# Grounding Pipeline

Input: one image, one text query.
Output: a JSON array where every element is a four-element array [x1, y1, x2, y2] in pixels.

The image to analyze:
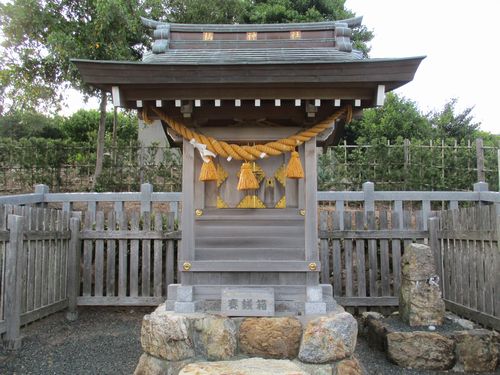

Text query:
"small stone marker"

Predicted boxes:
[[399, 243, 445, 326], [221, 288, 274, 316]]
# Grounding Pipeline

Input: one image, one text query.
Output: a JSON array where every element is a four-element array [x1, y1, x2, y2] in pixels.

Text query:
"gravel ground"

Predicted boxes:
[[0, 308, 498, 375], [356, 335, 498, 375], [380, 316, 465, 333], [0, 307, 154, 375]]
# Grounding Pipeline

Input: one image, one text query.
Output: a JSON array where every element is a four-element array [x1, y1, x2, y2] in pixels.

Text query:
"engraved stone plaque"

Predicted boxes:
[[221, 288, 275, 316]]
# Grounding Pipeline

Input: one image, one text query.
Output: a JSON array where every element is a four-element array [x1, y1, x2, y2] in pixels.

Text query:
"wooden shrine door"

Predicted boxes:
[[179, 136, 321, 311]]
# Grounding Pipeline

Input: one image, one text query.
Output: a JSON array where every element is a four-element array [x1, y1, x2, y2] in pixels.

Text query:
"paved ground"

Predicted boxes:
[[0, 308, 497, 374]]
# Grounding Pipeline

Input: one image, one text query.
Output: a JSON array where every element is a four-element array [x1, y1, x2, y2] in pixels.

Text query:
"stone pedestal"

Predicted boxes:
[[399, 243, 445, 326], [134, 304, 364, 375], [364, 313, 499, 373]]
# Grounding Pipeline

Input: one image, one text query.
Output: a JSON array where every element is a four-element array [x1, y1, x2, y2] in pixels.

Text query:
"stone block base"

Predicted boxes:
[[135, 354, 365, 375], [364, 313, 499, 373], [135, 304, 363, 375]]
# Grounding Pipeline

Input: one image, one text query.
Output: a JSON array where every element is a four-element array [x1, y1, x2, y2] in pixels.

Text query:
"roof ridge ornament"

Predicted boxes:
[[334, 22, 353, 52], [152, 24, 170, 54], [140, 16, 363, 32]]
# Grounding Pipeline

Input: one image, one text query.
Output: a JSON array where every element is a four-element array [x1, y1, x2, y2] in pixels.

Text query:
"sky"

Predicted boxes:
[[64, 0, 499, 134], [345, 0, 499, 134]]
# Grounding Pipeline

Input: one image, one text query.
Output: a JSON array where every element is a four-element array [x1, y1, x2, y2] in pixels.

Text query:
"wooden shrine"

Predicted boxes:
[[74, 17, 423, 315]]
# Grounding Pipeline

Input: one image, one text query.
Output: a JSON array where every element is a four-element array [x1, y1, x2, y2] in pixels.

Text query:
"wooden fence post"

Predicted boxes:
[[66, 217, 81, 321], [475, 138, 485, 182], [140, 183, 153, 215], [34, 184, 49, 208], [363, 181, 375, 217], [4, 215, 24, 350], [428, 216, 443, 293], [473, 181, 489, 207]]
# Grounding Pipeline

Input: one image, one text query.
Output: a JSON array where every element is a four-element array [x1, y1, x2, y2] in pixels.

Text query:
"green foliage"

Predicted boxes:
[[61, 109, 137, 143], [0, 110, 64, 139], [318, 138, 498, 192], [428, 98, 480, 140], [166, 0, 249, 23], [0, 0, 162, 113], [0, 137, 182, 193], [0, 109, 137, 144], [95, 145, 182, 192], [349, 93, 432, 144], [242, 0, 372, 55]]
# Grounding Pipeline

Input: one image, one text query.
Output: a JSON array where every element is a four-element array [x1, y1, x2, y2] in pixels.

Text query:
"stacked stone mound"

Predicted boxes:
[[135, 304, 364, 375], [363, 313, 499, 372], [362, 243, 499, 373]]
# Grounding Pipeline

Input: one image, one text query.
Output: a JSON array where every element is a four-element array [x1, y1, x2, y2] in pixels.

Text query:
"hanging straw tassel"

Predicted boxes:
[[237, 162, 259, 190], [199, 157, 218, 181], [286, 150, 304, 179]]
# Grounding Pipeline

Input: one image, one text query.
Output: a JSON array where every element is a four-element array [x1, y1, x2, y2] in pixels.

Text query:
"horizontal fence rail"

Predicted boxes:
[[430, 205, 500, 330], [318, 209, 429, 308], [77, 210, 179, 306], [0, 181, 498, 220], [1, 184, 499, 348], [0, 205, 70, 349]]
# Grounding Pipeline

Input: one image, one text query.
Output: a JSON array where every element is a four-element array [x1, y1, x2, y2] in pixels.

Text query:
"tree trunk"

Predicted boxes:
[[112, 106, 118, 163], [93, 91, 107, 189]]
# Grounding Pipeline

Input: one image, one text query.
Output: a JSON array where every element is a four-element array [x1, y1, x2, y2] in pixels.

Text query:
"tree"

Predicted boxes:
[[243, 0, 373, 55], [1, 0, 371, 189], [166, 0, 249, 23], [0, 0, 163, 187], [348, 93, 432, 144], [428, 98, 481, 141], [0, 110, 64, 139], [165, 0, 372, 54], [61, 109, 137, 144]]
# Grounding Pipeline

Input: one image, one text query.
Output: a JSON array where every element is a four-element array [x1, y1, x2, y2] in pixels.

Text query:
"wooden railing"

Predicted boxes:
[[1, 181, 498, 221], [0, 205, 71, 349], [1, 184, 499, 348], [318, 209, 429, 308], [430, 205, 500, 330], [77, 210, 179, 306]]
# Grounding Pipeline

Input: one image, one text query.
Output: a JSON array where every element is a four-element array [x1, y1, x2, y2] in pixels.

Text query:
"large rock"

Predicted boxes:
[[399, 243, 445, 326], [365, 317, 388, 352], [192, 315, 237, 360], [140, 306, 195, 361], [134, 353, 192, 375], [386, 331, 454, 370], [452, 329, 499, 372], [179, 358, 307, 375], [298, 312, 357, 363], [239, 317, 302, 359], [332, 357, 364, 375], [293, 360, 333, 375]]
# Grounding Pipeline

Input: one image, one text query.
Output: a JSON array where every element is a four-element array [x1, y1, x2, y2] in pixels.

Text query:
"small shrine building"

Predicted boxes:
[[74, 16, 423, 315]]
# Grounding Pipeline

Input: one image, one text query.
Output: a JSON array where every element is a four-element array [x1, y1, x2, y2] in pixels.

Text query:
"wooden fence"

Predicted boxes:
[[0, 184, 499, 348], [77, 210, 180, 306], [0, 205, 71, 349], [318, 209, 428, 308], [1, 181, 498, 221], [430, 205, 500, 330]]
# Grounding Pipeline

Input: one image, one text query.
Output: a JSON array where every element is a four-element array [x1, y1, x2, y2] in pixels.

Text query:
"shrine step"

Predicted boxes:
[[168, 284, 333, 302], [180, 260, 318, 272]]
